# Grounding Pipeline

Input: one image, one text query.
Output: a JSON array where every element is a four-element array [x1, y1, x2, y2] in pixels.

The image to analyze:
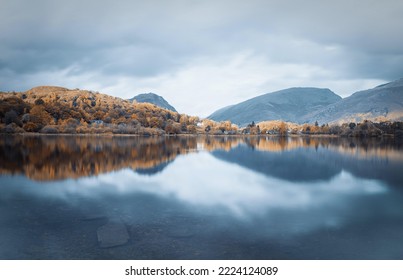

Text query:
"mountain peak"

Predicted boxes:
[[128, 93, 177, 112]]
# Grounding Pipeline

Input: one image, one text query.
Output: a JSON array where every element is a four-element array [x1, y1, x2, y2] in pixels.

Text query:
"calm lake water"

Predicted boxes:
[[1, 135, 403, 259]]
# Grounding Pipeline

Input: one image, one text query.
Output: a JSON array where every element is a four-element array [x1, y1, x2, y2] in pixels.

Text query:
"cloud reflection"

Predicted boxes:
[[2, 152, 386, 221]]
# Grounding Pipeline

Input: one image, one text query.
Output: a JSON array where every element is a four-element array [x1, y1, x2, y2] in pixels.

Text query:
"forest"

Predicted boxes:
[[0, 86, 204, 135]]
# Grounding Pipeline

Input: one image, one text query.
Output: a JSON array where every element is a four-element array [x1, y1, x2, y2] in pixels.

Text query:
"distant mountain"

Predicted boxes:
[[208, 88, 341, 127], [129, 93, 177, 112], [304, 78, 403, 124]]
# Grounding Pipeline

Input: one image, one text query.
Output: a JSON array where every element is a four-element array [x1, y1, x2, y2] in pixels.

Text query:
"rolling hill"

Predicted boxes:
[[209, 79, 403, 126]]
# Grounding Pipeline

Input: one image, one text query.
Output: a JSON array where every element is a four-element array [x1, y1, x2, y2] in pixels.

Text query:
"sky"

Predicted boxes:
[[1, 0, 403, 117]]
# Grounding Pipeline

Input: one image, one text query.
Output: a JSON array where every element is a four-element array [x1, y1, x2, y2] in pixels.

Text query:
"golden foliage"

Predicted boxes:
[[0, 86, 200, 135]]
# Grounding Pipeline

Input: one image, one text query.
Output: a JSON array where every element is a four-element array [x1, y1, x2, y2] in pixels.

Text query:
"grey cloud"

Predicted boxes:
[[0, 0, 224, 78], [1, 0, 402, 96]]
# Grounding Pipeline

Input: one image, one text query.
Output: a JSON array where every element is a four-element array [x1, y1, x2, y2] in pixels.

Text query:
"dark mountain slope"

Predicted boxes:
[[304, 78, 403, 124]]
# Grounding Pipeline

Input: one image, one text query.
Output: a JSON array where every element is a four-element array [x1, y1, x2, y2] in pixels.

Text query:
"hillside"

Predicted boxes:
[[304, 78, 403, 124], [128, 93, 177, 112], [208, 87, 341, 127], [0, 86, 198, 135]]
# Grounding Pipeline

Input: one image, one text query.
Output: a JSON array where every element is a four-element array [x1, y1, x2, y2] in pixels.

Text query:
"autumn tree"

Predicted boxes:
[[4, 110, 22, 126], [187, 124, 197, 134], [302, 124, 311, 134], [278, 122, 288, 136], [149, 116, 163, 128], [29, 105, 53, 128], [320, 124, 330, 134]]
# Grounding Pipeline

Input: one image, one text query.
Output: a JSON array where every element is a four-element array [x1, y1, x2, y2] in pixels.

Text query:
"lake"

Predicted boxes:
[[0, 135, 403, 259]]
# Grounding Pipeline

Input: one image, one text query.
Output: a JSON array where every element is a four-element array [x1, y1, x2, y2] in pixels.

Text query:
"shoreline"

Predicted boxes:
[[0, 132, 398, 139]]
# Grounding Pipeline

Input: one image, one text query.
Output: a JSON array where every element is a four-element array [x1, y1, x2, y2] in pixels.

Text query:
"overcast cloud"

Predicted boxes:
[[1, 0, 402, 116]]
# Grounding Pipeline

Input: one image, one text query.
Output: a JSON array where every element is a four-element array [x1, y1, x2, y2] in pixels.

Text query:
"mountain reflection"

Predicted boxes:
[[0, 135, 402, 186], [215, 137, 403, 188]]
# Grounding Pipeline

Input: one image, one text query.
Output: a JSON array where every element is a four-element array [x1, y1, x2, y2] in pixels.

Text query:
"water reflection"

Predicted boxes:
[[1, 135, 402, 183], [0, 135, 403, 259]]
